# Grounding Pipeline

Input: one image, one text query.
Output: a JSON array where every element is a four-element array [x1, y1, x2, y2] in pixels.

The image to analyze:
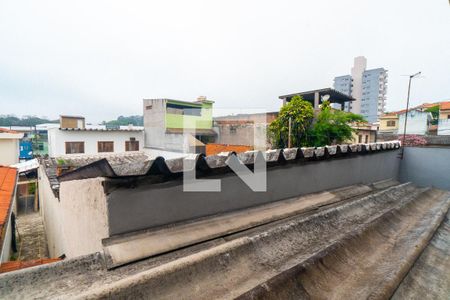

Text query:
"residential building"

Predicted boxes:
[[0, 167, 18, 262], [348, 123, 378, 144], [438, 101, 450, 135], [379, 113, 399, 134], [47, 116, 144, 157], [279, 88, 354, 111], [143, 96, 216, 153], [0, 129, 24, 166], [397, 109, 432, 135], [334, 56, 388, 123], [213, 112, 278, 151], [438, 101, 450, 120]]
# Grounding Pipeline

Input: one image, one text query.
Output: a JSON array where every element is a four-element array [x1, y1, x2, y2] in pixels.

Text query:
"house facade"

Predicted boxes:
[[143, 97, 216, 153], [0, 129, 24, 166], [379, 113, 399, 134], [348, 123, 378, 144], [397, 109, 432, 135], [212, 112, 278, 152], [47, 116, 144, 157], [438, 101, 450, 135]]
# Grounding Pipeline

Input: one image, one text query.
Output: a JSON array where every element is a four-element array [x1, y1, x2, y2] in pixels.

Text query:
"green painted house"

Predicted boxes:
[[143, 97, 216, 153]]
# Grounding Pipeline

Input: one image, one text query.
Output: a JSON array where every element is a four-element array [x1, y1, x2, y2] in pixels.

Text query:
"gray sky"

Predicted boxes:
[[1, 0, 449, 123]]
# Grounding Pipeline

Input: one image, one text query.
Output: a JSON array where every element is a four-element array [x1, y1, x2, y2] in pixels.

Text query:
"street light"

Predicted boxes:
[[400, 71, 421, 159]]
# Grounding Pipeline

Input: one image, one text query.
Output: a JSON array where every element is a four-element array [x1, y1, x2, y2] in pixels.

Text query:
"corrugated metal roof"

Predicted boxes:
[[0, 166, 17, 246], [56, 141, 401, 183]]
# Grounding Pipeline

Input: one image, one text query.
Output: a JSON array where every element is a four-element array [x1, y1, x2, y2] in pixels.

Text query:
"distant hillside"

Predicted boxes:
[[0, 115, 58, 126], [102, 115, 143, 126]]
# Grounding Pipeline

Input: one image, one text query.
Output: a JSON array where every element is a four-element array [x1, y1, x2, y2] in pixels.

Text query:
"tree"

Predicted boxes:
[[308, 101, 365, 146], [269, 96, 314, 148], [425, 105, 439, 125], [0, 115, 58, 126], [102, 115, 143, 126]]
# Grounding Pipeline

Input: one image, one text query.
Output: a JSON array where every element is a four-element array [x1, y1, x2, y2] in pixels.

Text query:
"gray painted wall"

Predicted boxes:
[[399, 147, 450, 190], [107, 150, 401, 235]]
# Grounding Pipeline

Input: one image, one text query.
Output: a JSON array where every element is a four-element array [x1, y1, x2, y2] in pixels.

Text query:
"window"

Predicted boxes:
[[65, 142, 85, 154], [146, 105, 152, 110], [125, 140, 139, 151], [98, 141, 114, 153], [387, 120, 396, 127], [448, 115, 450, 119], [358, 135, 362, 143], [230, 126, 237, 134], [365, 135, 368, 143]]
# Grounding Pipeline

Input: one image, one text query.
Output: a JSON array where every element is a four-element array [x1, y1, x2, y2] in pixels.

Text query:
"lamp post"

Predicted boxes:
[[400, 71, 421, 159]]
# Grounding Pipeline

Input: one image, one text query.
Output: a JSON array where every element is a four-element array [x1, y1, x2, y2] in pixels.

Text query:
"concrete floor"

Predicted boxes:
[[16, 212, 49, 260]]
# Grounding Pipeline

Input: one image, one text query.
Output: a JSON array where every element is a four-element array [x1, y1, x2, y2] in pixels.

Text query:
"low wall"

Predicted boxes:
[[106, 150, 401, 236], [399, 147, 450, 190], [39, 166, 109, 258], [39, 165, 66, 257]]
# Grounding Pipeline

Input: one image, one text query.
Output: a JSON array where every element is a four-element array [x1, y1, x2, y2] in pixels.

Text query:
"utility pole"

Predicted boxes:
[[400, 71, 421, 159], [288, 117, 292, 148]]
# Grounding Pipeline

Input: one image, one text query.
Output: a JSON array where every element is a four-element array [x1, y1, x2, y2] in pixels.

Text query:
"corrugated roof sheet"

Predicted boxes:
[[0, 166, 17, 246], [56, 141, 401, 183]]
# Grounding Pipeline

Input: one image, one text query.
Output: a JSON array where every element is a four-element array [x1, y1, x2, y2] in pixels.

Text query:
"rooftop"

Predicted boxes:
[[0, 179, 448, 299], [0, 166, 17, 248], [0, 128, 19, 134], [279, 88, 355, 104], [440, 101, 450, 110]]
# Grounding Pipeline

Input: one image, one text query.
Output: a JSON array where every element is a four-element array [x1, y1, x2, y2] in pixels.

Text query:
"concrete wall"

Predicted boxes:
[[399, 147, 450, 191], [39, 166, 109, 258], [106, 150, 401, 235], [59, 178, 109, 258], [39, 165, 66, 257], [47, 128, 144, 157], [0, 139, 20, 165], [143, 99, 167, 150]]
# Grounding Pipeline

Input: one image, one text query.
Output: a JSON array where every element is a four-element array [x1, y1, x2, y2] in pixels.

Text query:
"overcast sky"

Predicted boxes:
[[1, 0, 449, 123]]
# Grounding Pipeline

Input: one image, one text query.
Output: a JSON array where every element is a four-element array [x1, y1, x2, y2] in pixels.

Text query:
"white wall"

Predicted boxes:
[[47, 128, 144, 157], [143, 99, 167, 149], [39, 165, 66, 257], [438, 119, 450, 135], [59, 177, 109, 258], [39, 166, 110, 258], [0, 139, 20, 165], [397, 111, 430, 135]]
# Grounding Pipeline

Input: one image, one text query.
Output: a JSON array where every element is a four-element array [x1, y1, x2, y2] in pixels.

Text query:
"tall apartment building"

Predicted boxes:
[[333, 56, 388, 123]]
